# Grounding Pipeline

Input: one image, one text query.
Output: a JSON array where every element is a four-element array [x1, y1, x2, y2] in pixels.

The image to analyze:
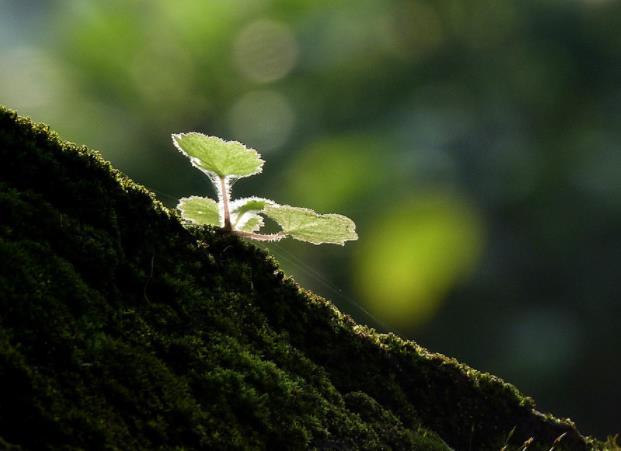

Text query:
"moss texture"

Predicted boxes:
[[0, 106, 605, 450]]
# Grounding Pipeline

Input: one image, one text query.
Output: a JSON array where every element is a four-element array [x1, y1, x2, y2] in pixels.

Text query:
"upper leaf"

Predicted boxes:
[[264, 204, 357, 245], [173, 132, 264, 178], [230, 197, 272, 232], [177, 196, 221, 226]]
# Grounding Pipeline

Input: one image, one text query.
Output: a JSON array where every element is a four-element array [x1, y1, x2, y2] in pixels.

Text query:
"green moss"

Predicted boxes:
[[0, 106, 605, 450]]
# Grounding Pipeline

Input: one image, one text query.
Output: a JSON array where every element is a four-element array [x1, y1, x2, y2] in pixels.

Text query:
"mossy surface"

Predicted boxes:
[[0, 106, 604, 450]]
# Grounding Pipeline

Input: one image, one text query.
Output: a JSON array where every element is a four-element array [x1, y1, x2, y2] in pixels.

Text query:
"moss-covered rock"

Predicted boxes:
[[0, 106, 604, 450]]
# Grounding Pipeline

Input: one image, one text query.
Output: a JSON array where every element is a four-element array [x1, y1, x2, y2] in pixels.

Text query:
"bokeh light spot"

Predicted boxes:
[[228, 90, 295, 152], [355, 194, 484, 329], [285, 135, 386, 211], [233, 19, 298, 83], [0, 47, 63, 110]]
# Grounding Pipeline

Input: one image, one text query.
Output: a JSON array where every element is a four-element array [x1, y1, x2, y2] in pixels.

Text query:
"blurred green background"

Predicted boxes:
[[1, 0, 620, 436]]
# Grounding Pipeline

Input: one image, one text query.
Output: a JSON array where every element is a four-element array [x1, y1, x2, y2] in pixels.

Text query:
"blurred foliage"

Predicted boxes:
[[1, 0, 620, 437], [356, 193, 483, 328]]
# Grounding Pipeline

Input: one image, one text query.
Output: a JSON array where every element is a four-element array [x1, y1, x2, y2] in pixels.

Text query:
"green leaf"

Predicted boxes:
[[264, 204, 357, 245], [238, 215, 264, 233], [172, 132, 358, 246], [173, 132, 264, 178], [230, 197, 272, 232], [177, 196, 221, 226]]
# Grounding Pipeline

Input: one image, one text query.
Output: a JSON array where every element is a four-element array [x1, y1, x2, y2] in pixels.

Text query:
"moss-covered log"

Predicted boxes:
[[0, 106, 604, 450]]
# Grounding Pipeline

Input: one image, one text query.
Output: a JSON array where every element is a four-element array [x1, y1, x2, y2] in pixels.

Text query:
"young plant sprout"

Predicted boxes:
[[173, 133, 357, 245]]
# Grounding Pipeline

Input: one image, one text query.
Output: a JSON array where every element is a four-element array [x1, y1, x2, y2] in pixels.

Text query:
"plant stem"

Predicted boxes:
[[217, 176, 279, 241], [232, 230, 286, 242], [219, 176, 232, 231]]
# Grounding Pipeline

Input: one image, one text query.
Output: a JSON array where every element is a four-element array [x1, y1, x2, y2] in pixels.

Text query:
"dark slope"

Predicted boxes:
[[0, 106, 600, 450]]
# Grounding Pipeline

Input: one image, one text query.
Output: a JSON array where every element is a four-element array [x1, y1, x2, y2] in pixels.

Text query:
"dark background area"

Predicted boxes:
[[1, 0, 619, 436]]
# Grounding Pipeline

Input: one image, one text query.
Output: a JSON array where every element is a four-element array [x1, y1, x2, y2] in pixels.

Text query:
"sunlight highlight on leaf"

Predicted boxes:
[[172, 132, 264, 178], [177, 196, 221, 226], [230, 197, 272, 232], [264, 204, 357, 245]]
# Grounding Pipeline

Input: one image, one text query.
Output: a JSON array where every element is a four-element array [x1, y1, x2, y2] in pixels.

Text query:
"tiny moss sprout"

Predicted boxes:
[[173, 133, 357, 245]]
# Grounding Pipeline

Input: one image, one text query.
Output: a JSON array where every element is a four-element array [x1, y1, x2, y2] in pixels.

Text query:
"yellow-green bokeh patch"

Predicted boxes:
[[355, 193, 484, 328], [286, 134, 385, 212]]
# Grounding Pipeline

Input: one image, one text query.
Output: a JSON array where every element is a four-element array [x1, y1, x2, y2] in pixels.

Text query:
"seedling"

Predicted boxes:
[[173, 133, 357, 245]]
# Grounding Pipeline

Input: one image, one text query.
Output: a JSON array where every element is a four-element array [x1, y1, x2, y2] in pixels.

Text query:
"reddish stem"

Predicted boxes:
[[219, 176, 232, 231]]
